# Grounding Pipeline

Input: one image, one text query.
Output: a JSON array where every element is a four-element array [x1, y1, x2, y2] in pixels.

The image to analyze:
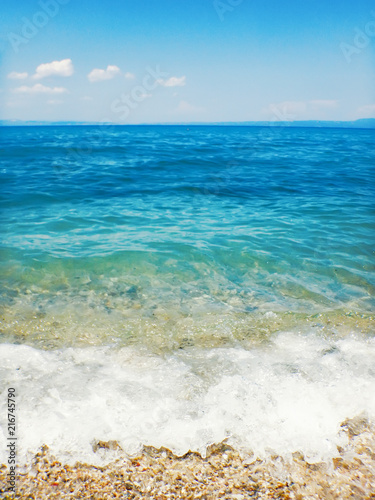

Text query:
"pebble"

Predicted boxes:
[[0, 423, 374, 499]]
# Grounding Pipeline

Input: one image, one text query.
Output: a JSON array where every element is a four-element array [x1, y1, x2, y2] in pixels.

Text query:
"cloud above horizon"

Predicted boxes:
[[263, 100, 340, 121], [8, 72, 28, 80], [175, 100, 205, 115], [47, 99, 64, 105], [13, 84, 68, 95], [33, 59, 74, 79], [88, 65, 121, 82], [158, 76, 186, 87], [357, 104, 375, 118], [309, 100, 339, 108]]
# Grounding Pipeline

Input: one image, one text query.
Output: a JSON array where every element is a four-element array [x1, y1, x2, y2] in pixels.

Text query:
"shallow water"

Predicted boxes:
[[0, 125, 374, 464]]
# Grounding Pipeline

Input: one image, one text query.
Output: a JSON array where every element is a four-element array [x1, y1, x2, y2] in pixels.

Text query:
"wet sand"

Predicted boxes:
[[1, 417, 374, 499]]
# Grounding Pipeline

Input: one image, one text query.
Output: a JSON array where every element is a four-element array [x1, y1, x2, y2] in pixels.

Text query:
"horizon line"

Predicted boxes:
[[1, 118, 375, 128]]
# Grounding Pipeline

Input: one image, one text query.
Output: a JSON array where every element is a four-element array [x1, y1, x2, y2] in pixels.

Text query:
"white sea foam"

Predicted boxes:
[[0, 331, 375, 465]]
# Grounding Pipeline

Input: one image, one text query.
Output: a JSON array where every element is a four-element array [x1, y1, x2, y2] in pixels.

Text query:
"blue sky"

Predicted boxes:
[[1, 0, 374, 123]]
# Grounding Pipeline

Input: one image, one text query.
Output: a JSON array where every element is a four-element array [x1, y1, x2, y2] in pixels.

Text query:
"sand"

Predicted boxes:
[[1, 417, 374, 499]]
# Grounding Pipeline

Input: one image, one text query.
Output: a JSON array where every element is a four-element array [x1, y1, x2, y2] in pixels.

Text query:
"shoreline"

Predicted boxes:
[[1, 420, 374, 499]]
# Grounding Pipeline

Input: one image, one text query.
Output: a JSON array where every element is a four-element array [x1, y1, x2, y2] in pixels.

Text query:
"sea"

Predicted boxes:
[[0, 124, 374, 466]]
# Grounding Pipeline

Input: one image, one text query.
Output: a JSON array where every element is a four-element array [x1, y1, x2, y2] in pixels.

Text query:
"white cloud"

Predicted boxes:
[[277, 101, 307, 114], [125, 72, 135, 80], [309, 100, 338, 108], [263, 99, 340, 121], [357, 104, 375, 117], [13, 84, 68, 95], [8, 71, 28, 80], [88, 65, 120, 82], [158, 76, 186, 87], [47, 99, 63, 105], [33, 59, 74, 79], [82, 96, 93, 101], [176, 100, 204, 114], [263, 101, 305, 121]]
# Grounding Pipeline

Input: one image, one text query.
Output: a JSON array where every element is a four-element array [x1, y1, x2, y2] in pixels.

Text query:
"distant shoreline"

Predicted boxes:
[[1, 118, 375, 129]]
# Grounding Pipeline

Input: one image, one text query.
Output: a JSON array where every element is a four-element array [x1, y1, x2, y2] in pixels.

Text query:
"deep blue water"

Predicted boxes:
[[0, 125, 374, 348]]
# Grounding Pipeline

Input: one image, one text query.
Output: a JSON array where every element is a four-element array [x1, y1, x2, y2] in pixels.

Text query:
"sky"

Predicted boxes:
[[0, 0, 374, 123]]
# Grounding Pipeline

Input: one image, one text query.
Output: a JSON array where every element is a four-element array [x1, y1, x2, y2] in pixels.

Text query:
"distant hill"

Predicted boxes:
[[0, 119, 374, 128], [0, 120, 95, 126]]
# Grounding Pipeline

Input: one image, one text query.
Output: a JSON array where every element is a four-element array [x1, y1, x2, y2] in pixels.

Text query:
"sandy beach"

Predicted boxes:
[[1, 417, 374, 499]]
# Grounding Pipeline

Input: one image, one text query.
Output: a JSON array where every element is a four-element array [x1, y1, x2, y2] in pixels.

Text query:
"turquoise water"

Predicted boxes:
[[0, 125, 374, 463]]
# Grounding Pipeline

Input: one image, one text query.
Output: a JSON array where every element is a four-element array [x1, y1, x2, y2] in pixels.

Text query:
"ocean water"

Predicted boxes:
[[0, 125, 374, 465]]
